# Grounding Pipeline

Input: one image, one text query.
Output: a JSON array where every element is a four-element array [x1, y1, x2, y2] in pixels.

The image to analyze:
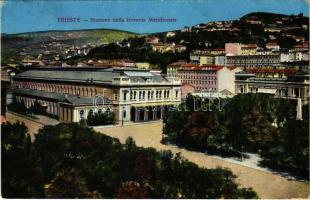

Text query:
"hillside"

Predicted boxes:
[[1, 29, 140, 65], [1, 12, 308, 67], [77, 12, 308, 72], [149, 12, 308, 49], [2, 29, 138, 47]]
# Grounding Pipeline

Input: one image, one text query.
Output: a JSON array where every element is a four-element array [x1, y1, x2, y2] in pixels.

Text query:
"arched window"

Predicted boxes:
[[80, 110, 84, 120], [89, 109, 93, 116]]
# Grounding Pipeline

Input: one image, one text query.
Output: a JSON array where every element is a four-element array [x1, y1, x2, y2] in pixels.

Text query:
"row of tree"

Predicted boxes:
[[86, 111, 115, 126], [2, 121, 258, 198], [163, 94, 309, 180]]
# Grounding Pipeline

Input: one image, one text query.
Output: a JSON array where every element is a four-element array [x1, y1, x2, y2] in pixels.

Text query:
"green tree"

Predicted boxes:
[[45, 168, 102, 198], [2, 121, 44, 198]]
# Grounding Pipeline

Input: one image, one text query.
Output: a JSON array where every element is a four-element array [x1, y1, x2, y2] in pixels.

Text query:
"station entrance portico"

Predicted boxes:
[[130, 105, 173, 122]]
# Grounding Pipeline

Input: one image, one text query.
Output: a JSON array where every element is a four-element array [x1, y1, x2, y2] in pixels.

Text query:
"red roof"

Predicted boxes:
[[181, 82, 194, 87], [181, 63, 200, 68], [247, 44, 258, 48], [180, 65, 224, 71], [266, 42, 279, 46], [227, 66, 237, 71], [212, 48, 225, 51]]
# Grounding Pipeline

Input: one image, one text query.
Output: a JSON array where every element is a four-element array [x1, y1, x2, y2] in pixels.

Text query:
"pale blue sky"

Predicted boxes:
[[1, 0, 308, 34]]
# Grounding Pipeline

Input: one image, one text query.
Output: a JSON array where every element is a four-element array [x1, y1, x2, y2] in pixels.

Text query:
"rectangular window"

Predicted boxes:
[[123, 92, 127, 101]]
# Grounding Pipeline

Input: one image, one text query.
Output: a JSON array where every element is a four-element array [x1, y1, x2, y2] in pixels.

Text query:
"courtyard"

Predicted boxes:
[[94, 121, 309, 199]]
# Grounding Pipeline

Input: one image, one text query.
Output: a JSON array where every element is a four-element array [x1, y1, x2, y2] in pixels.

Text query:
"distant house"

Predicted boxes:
[[225, 43, 242, 55], [266, 42, 280, 50], [241, 44, 258, 55], [166, 32, 176, 37], [246, 19, 263, 25], [21, 60, 45, 67], [93, 59, 136, 68], [145, 37, 160, 44], [136, 62, 150, 70], [210, 48, 225, 55], [292, 35, 305, 43], [174, 44, 187, 53], [264, 26, 281, 33], [294, 43, 308, 51], [151, 42, 169, 53], [151, 43, 185, 53]]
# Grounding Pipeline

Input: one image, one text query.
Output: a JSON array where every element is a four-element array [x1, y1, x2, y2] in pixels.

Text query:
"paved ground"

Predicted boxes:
[[4, 112, 58, 139], [94, 121, 309, 199]]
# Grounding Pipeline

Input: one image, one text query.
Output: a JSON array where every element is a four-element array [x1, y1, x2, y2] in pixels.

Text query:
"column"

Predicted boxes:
[[68, 108, 72, 122], [153, 109, 156, 120], [135, 109, 139, 122], [64, 107, 67, 122], [144, 109, 149, 121]]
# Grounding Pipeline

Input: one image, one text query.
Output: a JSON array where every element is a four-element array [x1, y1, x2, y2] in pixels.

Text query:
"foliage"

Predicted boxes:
[[86, 111, 115, 126], [85, 42, 189, 72], [115, 181, 148, 199], [45, 168, 102, 198], [2, 121, 44, 198], [2, 122, 258, 198], [164, 94, 309, 180]]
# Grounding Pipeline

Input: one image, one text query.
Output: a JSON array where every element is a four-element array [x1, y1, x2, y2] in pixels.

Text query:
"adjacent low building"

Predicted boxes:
[[235, 71, 309, 104], [12, 67, 181, 124]]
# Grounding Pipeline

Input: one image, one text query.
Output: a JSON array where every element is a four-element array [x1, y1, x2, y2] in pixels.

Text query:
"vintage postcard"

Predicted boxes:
[[1, 0, 309, 199]]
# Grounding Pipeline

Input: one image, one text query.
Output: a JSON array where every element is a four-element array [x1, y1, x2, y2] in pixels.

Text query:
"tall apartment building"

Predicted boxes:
[[177, 65, 241, 94], [226, 54, 280, 69], [225, 43, 258, 55]]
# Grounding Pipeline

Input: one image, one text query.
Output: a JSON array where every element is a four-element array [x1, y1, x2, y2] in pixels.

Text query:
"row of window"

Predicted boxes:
[[126, 90, 178, 101], [195, 87, 217, 91], [179, 71, 217, 75], [15, 82, 98, 97], [227, 59, 279, 63], [185, 80, 216, 85], [179, 76, 216, 80]]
